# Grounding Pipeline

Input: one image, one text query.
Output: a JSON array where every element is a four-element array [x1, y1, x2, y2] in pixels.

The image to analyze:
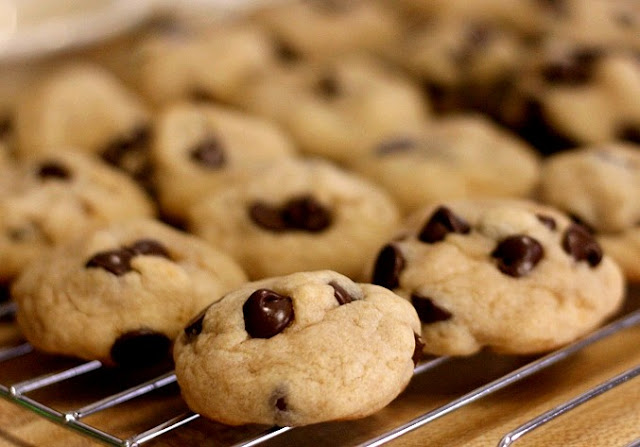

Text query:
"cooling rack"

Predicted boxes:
[[1, 293, 639, 447]]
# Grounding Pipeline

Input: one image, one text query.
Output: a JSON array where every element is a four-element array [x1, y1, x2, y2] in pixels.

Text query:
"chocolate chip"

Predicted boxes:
[[329, 281, 354, 305], [418, 206, 471, 244], [189, 136, 226, 168], [249, 202, 288, 232], [37, 161, 71, 180], [536, 214, 557, 230], [411, 294, 453, 324], [562, 223, 603, 267], [375, 137, 417, 156], [316, 75, 341, 99], [491, 235, 544, 277], [275, 397, 287, 411], [243, 289, 294, 339], [412, 333, 424, 367], [541, 48, 601, 85], [128, 239, 171, 259], [183, 306, 210, 342], [282, 196, 331, 232], [617, 125, 640, 145], [371, 244, 405, 290], [110, 329, 171, 367], [85, 249, 134, 276]]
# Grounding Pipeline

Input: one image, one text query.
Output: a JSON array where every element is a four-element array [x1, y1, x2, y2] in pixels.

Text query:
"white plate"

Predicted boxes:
[[0, 0, 156, 63]]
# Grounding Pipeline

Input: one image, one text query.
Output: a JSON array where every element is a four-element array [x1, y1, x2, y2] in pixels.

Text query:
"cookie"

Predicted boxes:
[[173, 270, 421, 426], [352, 114, 540, 215], [12, 218, 247, 366], [152, 102, 296, 221], [237, 54, 428, 164], [13, 64, 152, 185], [188, 157, 400, 280], [0, 152, 154, 282], [252, 0, 403, 61], [369, 198, 625, 356], [599, 228, 640, 282]]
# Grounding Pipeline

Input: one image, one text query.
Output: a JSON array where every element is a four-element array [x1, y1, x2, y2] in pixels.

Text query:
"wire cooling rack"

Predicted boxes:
[[1, 297, 640, 447]]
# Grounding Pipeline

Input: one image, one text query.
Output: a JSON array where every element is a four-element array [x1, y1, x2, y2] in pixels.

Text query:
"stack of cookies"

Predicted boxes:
[[1, 0, 636, 428]]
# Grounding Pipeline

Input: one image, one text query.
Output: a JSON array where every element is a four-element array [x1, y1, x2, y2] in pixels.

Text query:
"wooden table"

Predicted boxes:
[[0, 286, 638, 447]]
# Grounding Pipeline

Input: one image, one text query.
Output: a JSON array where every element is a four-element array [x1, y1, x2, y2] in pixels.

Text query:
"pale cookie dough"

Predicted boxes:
[[152, 102, 296, 221], [353, 114, 540, 215], [12, 218, 247, 366], [539, 143, 640, 233], [188, 157, 400, 280], [0, 152, 154, 282], [599, 228, 640, 282], [237, 55, 428, 164], [173, 270, 422, 426], [13, 64, 152, 184], [369, 199, 625, 356], [252, 0, 403, 61]]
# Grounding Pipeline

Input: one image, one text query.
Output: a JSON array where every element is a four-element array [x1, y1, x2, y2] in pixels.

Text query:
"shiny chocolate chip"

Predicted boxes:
[[243, 289, 294, 339], [536, 214, 557, 231], [183, 306, 210, 342], [189, 136, 226, 168], [282, 195, 332, 232], [541, 48, 601, 85], [128, 239, 171, 259], [418, 206, 471, 243], [371, 244, 405, 290], [411, 294, 453, 324], [110, 329, 171, 367], [249, 202, 288, 232], [375, 137, 417, 156], [85, 249, 134, 276], [316, 75, 341, 99], [491, 235, 544, 277], [412, 333, 425, 367], [37, 161, 71, 180], [562, 223, 603, 267], [329, 281, 354, 305]]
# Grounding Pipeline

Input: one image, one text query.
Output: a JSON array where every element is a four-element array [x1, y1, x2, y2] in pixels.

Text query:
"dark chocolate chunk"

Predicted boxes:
[[316, 74, 341, 99], [249, 202, 288, 232], [37, 161, 71, 180], [411, 294, 453, 324], [329, 281, 354, 305], [189, 136, 226, 168], [541, 48, 601, 85], [491, 235, 544, 277], [419, 206, 471, 243], [110, 329, 171, 367], [562, 223, 603, 267], [128, 239, 171, 259], [412, 333, 424, 367], [375, 137, 417, 156], [371, 244, 405, 290], [275, 397, 287, 412], [183, 306, 209, 342], [85, 249, 134, 276], [536, 214, 557, 231], [282, 195, 332, 232], [618, 125, 640, 145], [243, 289, 294, 338]]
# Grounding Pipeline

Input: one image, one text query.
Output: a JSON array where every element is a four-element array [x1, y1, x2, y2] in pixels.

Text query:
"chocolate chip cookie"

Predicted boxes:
[[173, 270, 422, 426], [12, 218, 247, 366], [353, 114, 540, 215], [188, 157, 400, 280], [369, 199, 625, 356], [152, 102, 296, 221], [0, 152, 154, 282]]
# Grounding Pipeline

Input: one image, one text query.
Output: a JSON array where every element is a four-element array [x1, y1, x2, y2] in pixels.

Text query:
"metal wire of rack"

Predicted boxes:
[[1, 300, 639, 447]]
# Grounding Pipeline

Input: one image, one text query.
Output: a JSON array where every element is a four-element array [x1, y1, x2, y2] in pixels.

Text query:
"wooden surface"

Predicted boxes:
[[0, 286, 638, 447]]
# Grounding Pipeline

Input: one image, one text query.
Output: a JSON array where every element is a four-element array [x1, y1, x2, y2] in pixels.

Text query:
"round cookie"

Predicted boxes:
[[13, 64, 152, 185], [352, 114, 540, 215], [12, 218, 247, 366], [539, 143, 640, 233], [173, 270, 422, 426], [369, 198, 625, 356], [237, 54, 429, 164], [599, 228, 640, 282], [188, 157, 400, 280], [251, 0, 403, 61], [152, 102, 296, 221], [0, 152, 154, 282]]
